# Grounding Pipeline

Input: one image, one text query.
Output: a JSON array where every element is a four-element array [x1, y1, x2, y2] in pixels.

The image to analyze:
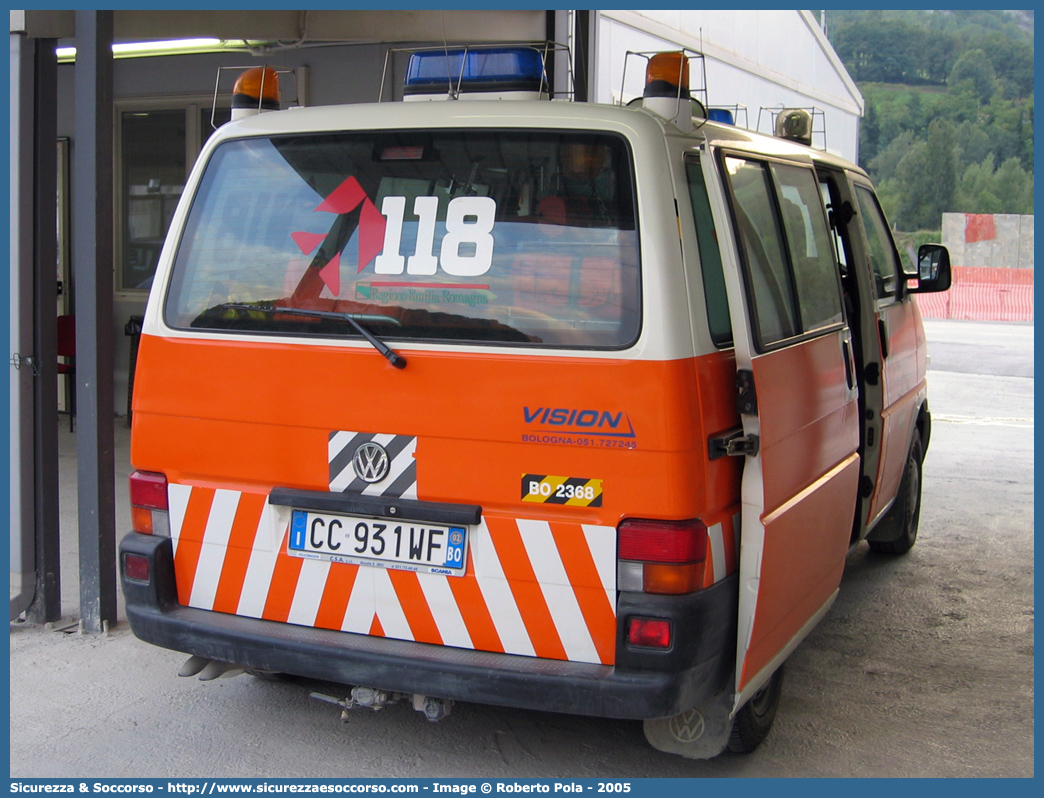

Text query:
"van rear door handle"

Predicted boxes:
[[878, 318, 889, 359], [842, 338, 856, 391], [709, 427, 760, 460]]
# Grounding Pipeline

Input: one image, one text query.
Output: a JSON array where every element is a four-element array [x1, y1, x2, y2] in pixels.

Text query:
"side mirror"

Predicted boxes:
[[907, 244, 952, 293]]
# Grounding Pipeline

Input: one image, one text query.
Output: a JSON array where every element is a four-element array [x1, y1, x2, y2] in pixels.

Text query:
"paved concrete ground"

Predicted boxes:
[[9, 320, 1034, 778]]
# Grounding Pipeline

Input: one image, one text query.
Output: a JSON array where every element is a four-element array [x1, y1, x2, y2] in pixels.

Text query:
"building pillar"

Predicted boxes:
[[73, 10, 117, 632], [10, 30, 37, 622], [29, 36, 61, 624]]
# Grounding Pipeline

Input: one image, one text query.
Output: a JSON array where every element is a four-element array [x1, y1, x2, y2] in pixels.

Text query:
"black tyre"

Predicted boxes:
[[868, 430, 923, 555], [727, 665, 784, 754]]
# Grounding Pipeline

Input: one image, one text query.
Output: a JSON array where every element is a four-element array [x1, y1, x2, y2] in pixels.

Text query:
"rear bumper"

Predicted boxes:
[[120, 531, 736, 720]]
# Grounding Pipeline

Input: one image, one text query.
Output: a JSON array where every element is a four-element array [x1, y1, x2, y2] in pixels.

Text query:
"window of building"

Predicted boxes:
[[116, 100, 230, 294]]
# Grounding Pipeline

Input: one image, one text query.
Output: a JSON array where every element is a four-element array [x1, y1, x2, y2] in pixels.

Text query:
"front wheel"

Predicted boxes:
[[727, 665, 784, 754], [868, 430, 923, 555]]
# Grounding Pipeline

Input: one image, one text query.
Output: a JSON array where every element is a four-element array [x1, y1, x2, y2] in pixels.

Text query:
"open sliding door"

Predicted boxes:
[[713, 153, 862, 706]]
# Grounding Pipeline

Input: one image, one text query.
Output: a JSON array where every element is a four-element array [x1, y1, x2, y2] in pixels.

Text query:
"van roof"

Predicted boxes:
[[217, 98, 865, 177]]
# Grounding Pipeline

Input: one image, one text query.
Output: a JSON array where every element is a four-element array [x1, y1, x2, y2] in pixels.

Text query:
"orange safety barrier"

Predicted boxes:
[[915, 266, 1034, 322]]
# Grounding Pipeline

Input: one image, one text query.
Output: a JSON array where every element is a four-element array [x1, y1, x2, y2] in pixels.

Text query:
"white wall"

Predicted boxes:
[[593, 10, 864, 163]]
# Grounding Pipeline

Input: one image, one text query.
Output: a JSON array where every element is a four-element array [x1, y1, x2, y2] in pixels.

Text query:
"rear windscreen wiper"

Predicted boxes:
[[225, 304, 407, 369]]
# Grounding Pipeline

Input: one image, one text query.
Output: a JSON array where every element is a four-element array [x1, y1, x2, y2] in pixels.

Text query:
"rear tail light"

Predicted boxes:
[[123, 552, 151, 583], [130, 470, 169, 536], [627, 617, 672, 649], [617, 518, 707, 595]]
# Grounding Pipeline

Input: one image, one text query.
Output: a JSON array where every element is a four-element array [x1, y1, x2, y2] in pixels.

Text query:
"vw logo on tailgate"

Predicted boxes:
[[353, 441, 390, 483]]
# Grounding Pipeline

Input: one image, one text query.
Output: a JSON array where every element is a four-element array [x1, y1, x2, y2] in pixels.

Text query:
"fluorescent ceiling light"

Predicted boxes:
[[56, 38, 246, 63]]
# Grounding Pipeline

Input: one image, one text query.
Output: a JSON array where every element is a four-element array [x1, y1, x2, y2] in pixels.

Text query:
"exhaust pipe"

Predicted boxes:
[[178, 655, 245, 680]]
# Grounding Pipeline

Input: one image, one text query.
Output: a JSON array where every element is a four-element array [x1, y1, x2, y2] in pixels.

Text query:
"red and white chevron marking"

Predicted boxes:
[[167, 483, 618, 665]]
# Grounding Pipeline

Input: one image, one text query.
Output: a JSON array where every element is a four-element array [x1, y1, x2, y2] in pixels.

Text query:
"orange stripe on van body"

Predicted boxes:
[[261, 529, 305, 623], [211, 492, 265, 614], [485, 516, 568, 661], [172, 487, 215, 606], [387, 569, 443, 646], [168, 482, 614, 663], [447, 556, 504, 653], [548, 522, 615, 664], [694, 350, 744, 508], [313, 562, 360, 631]]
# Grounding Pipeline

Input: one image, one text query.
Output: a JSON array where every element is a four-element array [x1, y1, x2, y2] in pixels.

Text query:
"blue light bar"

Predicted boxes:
[[708, 108, 734, 125], [404, 47, 544, 96]]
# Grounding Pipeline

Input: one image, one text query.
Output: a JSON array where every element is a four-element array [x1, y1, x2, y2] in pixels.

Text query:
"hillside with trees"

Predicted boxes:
[[822, 9, 1033, 234]]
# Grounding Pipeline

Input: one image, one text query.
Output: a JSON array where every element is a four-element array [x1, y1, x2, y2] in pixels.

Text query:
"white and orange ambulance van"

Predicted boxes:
[[120, 48, 951, 758]]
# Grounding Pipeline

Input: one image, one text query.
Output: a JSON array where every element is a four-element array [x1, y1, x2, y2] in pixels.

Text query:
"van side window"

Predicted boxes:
[[684, 155, 731, 347], [853, 184, 900, 302], [723, 157, 799, 345], [819, 179, 850, 274], [723, 156, 844, 348], [770, 163, 843, 332]]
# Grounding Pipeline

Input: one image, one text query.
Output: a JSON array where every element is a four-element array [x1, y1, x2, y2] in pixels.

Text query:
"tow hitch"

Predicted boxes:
[[310, 688, 454, 722]]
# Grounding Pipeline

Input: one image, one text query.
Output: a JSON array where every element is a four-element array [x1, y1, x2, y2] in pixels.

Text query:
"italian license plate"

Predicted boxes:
[[288, 509, 468, 577]]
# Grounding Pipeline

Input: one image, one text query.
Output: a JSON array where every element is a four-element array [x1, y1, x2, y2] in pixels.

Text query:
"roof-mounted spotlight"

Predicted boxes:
[[774, 108, 814, 146]]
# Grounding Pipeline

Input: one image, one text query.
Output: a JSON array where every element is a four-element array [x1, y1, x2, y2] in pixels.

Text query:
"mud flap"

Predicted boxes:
[[642, 686, 735, 760]]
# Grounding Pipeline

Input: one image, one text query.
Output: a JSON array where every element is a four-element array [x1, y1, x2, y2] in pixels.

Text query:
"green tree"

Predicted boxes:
[[895, 119, 957, 230], [979, 33, 1034, 97], [973, 94, 1036, 168], [894, 141, 928, 229], [828, 8, 1033, 230], [948, 48, 997, 104], [955, 154, 1034, 214], [868, 130, 916, 183], [860, 100, 880, 164], [956, 154, 1002, 214], [923, 119, 958, 220], [954, 120, 993, 173], [993, 157, 1034, 213], [873, 177, 902, 224]]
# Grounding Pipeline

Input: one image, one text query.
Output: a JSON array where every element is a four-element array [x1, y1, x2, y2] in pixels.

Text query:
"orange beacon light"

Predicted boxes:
[[231, 66, 280, 119]]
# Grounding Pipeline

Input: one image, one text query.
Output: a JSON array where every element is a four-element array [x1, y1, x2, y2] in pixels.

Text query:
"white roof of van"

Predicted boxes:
[[215, 99, 864, 176]]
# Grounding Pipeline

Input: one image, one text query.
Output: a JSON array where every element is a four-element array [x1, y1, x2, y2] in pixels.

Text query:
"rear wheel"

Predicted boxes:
[[868, 431, 923, 555], [727, 665, 784, 753], [643, 688, 735, 760]]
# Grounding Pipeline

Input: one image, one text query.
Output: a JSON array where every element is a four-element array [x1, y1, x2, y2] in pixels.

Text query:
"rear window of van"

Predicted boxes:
[[164, 129, 641, 349]]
